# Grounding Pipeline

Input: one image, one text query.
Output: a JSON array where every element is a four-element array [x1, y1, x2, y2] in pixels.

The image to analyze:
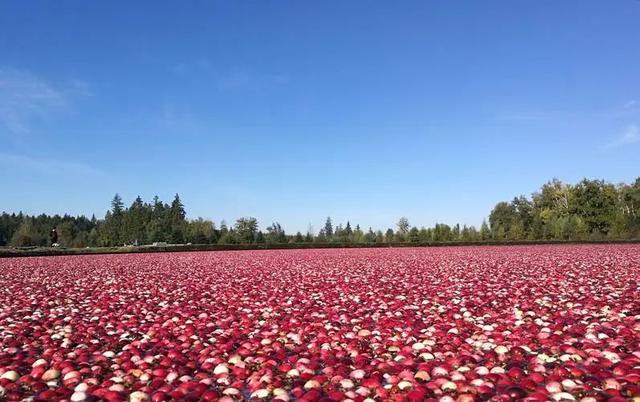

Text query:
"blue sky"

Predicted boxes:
[[1, 1, 639, 233]]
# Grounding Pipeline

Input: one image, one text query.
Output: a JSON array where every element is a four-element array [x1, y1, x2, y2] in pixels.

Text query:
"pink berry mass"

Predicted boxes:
[[1, 245, 639, 401]]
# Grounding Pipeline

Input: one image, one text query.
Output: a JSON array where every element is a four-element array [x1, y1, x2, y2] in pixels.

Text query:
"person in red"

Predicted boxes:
[[50, 227, 58, 246]]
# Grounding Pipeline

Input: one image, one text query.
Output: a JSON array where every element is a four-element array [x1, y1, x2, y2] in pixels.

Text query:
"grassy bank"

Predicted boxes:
[[1, 239, 640, 258]]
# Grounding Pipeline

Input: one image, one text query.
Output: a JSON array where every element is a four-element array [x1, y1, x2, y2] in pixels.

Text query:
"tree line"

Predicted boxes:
[[488, 178, 640, 241], [1, 177, 639, 248]]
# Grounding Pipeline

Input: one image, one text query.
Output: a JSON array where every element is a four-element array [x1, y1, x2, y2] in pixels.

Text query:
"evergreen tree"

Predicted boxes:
[[409, 227, 420, 242], [169, 194, 187, 243], [324, 217, 334, 239], [104, 193, 125, 245], [452, 223, 461, 240], [316, 228, 327, 242], [111, 194, 124, 215], [2, 176, 640, 249], [344, 221, 353, 242], [480, 220, 491, 240], [352, 224, 364, 243], [384, 228, 395, 242], [365, 227, 376, 243], [305, 231, 314, 242], [419, 227, 430, 242]]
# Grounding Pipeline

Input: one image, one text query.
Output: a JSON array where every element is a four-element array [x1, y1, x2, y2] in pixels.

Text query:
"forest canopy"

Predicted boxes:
[[1, 177, 639, 248]]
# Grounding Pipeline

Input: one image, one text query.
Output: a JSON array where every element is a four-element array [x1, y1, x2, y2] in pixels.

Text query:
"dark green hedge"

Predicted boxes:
[[1, 239, 639, 258]]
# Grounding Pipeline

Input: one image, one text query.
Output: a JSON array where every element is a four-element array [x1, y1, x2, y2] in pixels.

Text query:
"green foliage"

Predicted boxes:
[[384, 228, 394, 242], [553, 215, 588, 240], [480, 220, 491, 240], [489, 202, 517, 239], [111, 194, 124, 215], [408, 227, 420, 242], [324, 217, 333, 238], [396, 217, 410, 236], [305, 231, 314, 242], [234, 217, 259, 243], [432, 223, 453, 242], [186, 218, 216, 244], [1, 176, 639, 249], [10, 220, 43, 246], [487, 177, 640, 242], [0, 194, 218, 248], [57, 221, 79, 247], [218, 231, 238, 244], [364, 227, 376, 243], [570, 179, 617, 236], [266, 222, 287, 244], [352, 224, 364, 243]]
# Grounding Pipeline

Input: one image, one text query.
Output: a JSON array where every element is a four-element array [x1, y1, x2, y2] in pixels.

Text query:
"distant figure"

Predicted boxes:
[[50, 227, 58, 246]]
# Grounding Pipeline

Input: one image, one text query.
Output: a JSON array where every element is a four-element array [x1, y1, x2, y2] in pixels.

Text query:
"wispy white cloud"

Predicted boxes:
[[0, 69, 66, 133], [217, 71, 252, 90], [171, 60, 289, 91], [0, 152, 106, 178], [0, 68, 90, 134], [172, 59, 213, 76], [68, 79, 93, 97], [497, 99, 640, 123], [496, 111, 568, 122], [607, 124, 639, 148], [157, 101, 201, 132], [604, 100, 640, 119], [216, 71, 289, 91]]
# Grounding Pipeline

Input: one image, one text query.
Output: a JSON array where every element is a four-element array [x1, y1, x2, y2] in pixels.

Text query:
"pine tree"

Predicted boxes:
[[344, 221, 353, 242], [324, 217, 333, 238], [385, 228, 394, 242], [305, 231, 313, 242], [169, 194, 187, 243], [480, 219, 491, 240], [111, 194, 124, 215]]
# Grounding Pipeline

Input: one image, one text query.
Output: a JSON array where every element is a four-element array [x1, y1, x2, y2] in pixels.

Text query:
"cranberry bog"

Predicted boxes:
[[0, 245, 638, 402]]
